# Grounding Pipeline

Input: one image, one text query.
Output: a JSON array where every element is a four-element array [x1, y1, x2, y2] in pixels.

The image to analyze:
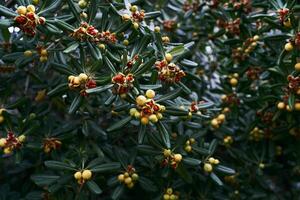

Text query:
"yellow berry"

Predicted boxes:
[[129, 108, 137, 116], [189, 138, 195, 144], [211, 118, 219, 128], [283, 18, 291, 28], [286, 105, 292, 112], [145, 89, 155, 99], [208, 157, 215, 164], [141, 117, 149, 125], [253, 35, 259, 41], [124, 172, 129, 177], [149, 114, 158, 123], [277, 102, 285, 110], [295, 63, 300, 71], [204, 163, 213, 172], [154, 26, 160, 33], [165, 53, 173, 62], [229, 78, 238, 87], [134, 111, 141, 119], [74, 171, 82, 180], [124, 177, 132, 184], [0, 116, 4, 124], [78, 0, 88, 9], [166, 188, 173, 194], [184, 145, 192, 152], [3, 147, 12, 154], [98, 44, 105, 49], [174, 154, 182, 162], [40, 49, 48, 56], [32, 0, 40, 5], [131, 173, 139, 180], [163, 149, 172, 157], [136, 95, 147, 106], [213, 159, 220, 165], [130, 5, 138, 12], [285, 42, 293, 51], [73, 77, 81, 85], [123, 40, 129, 46], [0, 138, 7, 147], [68, 75, 75, 81], [156, 113, 163, 119], [217, 114, 225, 122], [133, 22, 139, 29], [118, 174, 125, 182], [80, 12, 88, 18], [79, 73, 88, 82], [39, 56, 48, 62], [170, 194, 176, 200], [82, 170, 92, 180], [27, 5, 36, 13], [18, 135, 26, 143], [17, 6, 27, 15], [127, 182, 134, 188], [122, 14, 131, 21], [295, 103, 300, 111], [24, 50, 33, 57], [259, 163, 265, 169]]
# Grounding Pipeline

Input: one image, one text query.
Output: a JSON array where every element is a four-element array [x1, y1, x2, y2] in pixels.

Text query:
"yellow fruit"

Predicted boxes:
[[156, 113, 163, 119], [283, 18, 291, 28], [251, 42, 257, 47], [286, 105, 292, 112], [3, 147, 11, 154], [184, 145, 192, 152], [159, 105, 166, 112], [134, 111, 141, 119], [127, 182, 134, 188], [211, 118, 219, 128], [165, 53, 173, 62], [208, 157, 215, 164], [0, 116, 4, 124], [80, 12, 88, 18], [122, 14, 131, 21], [0, 138, 7, 147], [73, 77, 81, 86], [221, 95, 227, 101], [222, 107, 230, 113], [145, 89, 155, 99], [285, 42, 293, 51], [40, 49, 48, 56], [253, 35, 259, 41], [123, 40, 129, 46], [204, 163, 213, 172], [141, 117, 149, 125], [170, 194, 176, 200], [74, 171, 82, 180], [259, 163, 265, 169], [124, 177, 132, 184], [174, 154, 182, 162], [189, 138, 195, 144], [129, 108, 137, 116], [295, 103, 300, 111], [124, 172, 129, 177], [163, 194, 170, 200], [295, 63, 300, 71], [68, 75, 75, 81], [149, 114, 158, 123], [131, 173, 139, 180], [277, 102, 285, 110], [229, 78, 238, 87], [217, 114, 225, 122], [166, 188, 173, 194], [78, 0, 87, 9], [154, 26, 160, 32], [24, 50, 33, 57], [82, 170, 92, 180], [213, 159, 220, 165], [39, 56, 48, 62], [32, 0, 40, 5], [98, 44, 105, 49], [133, 22, 139, 29], [17, 6, 27, 15], [118, 174, 125, 182], [163, 149, 172, 157], [18, 135, 26, 143], [130, 5, 138, 12], [27, 5, 36, 13], [136, 95, 147, 106], [79, 73, 88, 82]]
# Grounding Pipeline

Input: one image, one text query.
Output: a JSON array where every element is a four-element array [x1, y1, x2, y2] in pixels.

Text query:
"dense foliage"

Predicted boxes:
[[0, 0, 300, 199]]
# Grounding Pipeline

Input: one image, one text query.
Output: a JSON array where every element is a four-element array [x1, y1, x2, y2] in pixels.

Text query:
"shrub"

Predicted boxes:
[[0, 0, 299, 199]]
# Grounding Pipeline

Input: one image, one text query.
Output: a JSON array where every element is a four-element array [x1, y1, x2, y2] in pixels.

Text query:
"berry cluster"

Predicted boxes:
[[184, 138, 195, 153], [249, 127, 264, 141], [117, 165, 139, 189], [224, 0, 252, 13], [36, 47, 48, 62], [246, 67, 261, 80], [182, 0, 200, 12], [74, 169, 93, 184], [122, 5, 145, 29], [221, 94, 240, 106], [223, 136, 233, 147], [232, 35, 259, 62], [14, 5, 45, 36], [68, 73, 96, 96], [130, 90, 165, 125], [70, 22, 116, 44], [0, 131, 25, 155], [155, 54, 186, 83], [162, 149, 183, 169], [163, 188, 179, 200], [277, 8, 289, 23], [227, 73, 239, 87], [210, 113, 226, 129], [163, 20, 177, 32], [203, 157, 220, 173], [217, 18, 241, 35], [111, 73, 134, 95], [43, 138, 62, 153]]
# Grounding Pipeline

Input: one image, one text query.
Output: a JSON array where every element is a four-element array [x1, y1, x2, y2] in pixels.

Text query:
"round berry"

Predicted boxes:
[[82, 170, 92, 180], [184, 145, 192, 152], [79, 73, 88, 82], [285, 42, 293, 51], [204, 163, 213, 172], [0, 138, 7, 147], [294, 63, 300, 71], [229, 78, 238, 87], [165, 53, 173, 62], [124, 177, 132, 184], [74, 171, 82, 180], [136, 95, 147, 106], [17, 6, 27, 15], [27, 5, 36, 13], [18, 135, 26, 143], [118, 174, 125, 182], [141, 117, 149, 125], [145, 89, 155, 99], [78, 0, 88, 9], [174, 154, 182, 162], [131, 173, 139, 181], [277, 102, 285, 110], [295, 103, 300, 111], [149, 114, 158, 123], [24, 50, 33, 57]]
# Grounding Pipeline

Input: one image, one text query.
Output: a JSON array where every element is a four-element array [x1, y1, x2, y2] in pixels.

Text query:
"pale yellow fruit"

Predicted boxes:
[[82, 170, 92, 180]]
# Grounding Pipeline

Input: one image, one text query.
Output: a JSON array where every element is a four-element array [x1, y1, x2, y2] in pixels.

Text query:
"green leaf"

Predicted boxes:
[[44, 161, 76, 171], [0, 19, 13, 28], [288, 94, 295, 110], [138, 125, 146, 144], [176, 164, 193, 183], [91, 162, 121, 173], [86, 84, 113, 94], [47, 83, 68, 97], [214, 165, 235, 175], [87, 42, 102, 61], [107, 116, 132, 132], [0, 5, 18, 17], [38, 0, 63, 15], [167, 45, 185, 57], [139, 177, 157, 192], [86, 181, 102, 194], [144, 11, 161, 19], [68, 95, 84, 114], [183, 158, 201, 166], [164, 106, 189, 116], [63, 42, 79, 53], [176, 82, 191, 94], [31, 175, 60, 186], [156, 88, 182, 103], [104, 57, 117, 74], [137, 145, 161, 154], [54, 19, 75, 32], [210, 173, 223, 186], [133, 57, 156, 76], [156, 121, 170, 148], [111, 185, 125, 200], [66, 0, 81, 22]]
